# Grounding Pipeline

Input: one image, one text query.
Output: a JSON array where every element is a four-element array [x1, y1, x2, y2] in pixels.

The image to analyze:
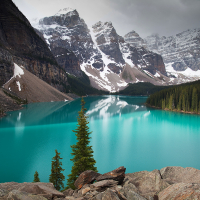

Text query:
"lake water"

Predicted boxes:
[[0, 95, 200, 184]]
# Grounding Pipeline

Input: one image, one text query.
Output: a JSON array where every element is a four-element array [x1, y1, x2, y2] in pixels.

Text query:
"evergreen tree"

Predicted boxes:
[[33, 171, 40, 182], [49, 150, 65, 191], [192, 87, 198, 113], [67, 98, 97, 189]]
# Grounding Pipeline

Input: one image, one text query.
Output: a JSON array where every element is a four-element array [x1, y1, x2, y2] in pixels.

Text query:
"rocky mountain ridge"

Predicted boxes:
[[1, 166, 200, 200], [33, 8, 170, 92], [126, 28, 200, 84]]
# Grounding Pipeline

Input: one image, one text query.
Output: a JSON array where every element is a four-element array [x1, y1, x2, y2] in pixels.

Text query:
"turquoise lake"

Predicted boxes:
[[0, 95, 200, 184]]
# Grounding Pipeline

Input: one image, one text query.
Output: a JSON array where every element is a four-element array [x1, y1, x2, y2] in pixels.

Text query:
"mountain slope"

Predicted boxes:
[[0, 0, 71, 92], [3, 63, 73, 103], [144, 29, 200, 82]]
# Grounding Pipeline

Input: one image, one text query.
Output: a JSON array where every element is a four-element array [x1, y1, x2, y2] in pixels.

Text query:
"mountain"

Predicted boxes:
[[33, 9, 170, 92], [3, 63, 73, 103], [0, 0, 75, 93], [0, 0, 77, 111], [143, 29, 200, 83]]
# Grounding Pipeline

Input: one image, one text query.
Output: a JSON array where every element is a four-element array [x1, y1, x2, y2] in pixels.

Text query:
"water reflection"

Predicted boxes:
[[0, 96, 148, 128], [86, 96, 148, 120]]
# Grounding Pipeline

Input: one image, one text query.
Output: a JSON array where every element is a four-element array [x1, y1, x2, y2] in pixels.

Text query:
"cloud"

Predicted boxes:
[[13, 0, 200, 38]]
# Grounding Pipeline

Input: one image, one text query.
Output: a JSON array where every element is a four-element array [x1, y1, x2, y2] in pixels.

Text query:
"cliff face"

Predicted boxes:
[[0, 0, 69, 92], [36, 8, 96, 77], [91, 21, 125, 74], [144, 29, 200, 71]]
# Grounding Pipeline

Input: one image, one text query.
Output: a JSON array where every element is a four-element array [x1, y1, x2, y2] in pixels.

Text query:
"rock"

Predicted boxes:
[[91, 180, 118, 192], [0, 182, 65, 200], [63, 188, 74, 196], [158, 183, 200, 200], [19, 182, 65, 199], [7, 189, 47, 200], [125, 169, 169, 199], [118, 182, 145, 200], [65, 197, 76, 200], [101, 188, 120, 200], [0, 188, 9, 197], [81, 187, 90, 195], [96, 166, 126, 184], [74, 170, 101, 189], [160, 166, 200, 184]]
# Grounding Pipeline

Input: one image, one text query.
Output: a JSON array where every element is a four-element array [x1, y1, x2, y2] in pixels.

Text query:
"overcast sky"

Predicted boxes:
[[13, 0, 200, 38]]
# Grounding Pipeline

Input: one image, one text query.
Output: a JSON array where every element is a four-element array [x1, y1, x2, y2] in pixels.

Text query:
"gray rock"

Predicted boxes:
[[96, 166, 126, 184], [125, 169, 169, 199], [158, 183, 200, 200], [63, 188, 74, 196], [7, 189, 47, 200], [91, 180, 118, 192], [101, 188, 120, 200], [160, 166, 200, 184]]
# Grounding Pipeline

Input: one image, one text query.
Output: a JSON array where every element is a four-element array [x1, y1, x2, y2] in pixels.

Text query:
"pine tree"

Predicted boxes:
[[67, 98, 97, 189], [49, 150, 65, 191], [191, 87, 198, 113], [162, 98, 165, 109], [33, 171, 40, 182]]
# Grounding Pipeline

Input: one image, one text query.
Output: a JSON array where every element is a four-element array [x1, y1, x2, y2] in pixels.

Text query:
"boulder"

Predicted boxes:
[[118, 183, 145, 200], [7, 189, 47, 200], [158, 183, 200, 200], [19, 183, 65, 199], [125, 169, 169, 199], [101, 188, 120, 200], [63, 188, 74, 196], [160, 166, 200, 184], [91, 180, 118, 192], [0, 182, 65, 199], [81, 187, 90, 195], [74, 170, 101, 189], [96, 166, 126, 184]]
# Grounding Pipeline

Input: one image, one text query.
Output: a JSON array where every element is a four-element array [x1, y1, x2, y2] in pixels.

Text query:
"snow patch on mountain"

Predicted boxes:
[[14, 63, 24, 78], [55, 8, 75, 16]]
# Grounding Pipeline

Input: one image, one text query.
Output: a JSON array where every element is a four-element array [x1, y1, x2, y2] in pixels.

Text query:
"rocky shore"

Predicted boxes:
[[1, 166, 200, 200]]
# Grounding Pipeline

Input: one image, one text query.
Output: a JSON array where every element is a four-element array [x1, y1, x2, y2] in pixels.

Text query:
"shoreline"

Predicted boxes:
[[146, 103, 200, 115]]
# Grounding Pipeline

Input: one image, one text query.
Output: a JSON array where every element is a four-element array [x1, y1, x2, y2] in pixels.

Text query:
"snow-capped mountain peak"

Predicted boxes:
[[54, 8, 76, 16]]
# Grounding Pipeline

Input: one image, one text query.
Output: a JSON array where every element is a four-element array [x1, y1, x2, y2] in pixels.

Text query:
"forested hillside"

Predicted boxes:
[[146, 80, 200, 114], [115, 82, 170, 96]]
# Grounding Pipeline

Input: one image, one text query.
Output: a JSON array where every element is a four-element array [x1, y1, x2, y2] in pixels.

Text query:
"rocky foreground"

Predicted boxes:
[[1, 166, 200, 200]]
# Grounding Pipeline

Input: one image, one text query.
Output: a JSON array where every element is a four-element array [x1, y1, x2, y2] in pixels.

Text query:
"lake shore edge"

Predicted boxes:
[[1, 166, 200, 200], [146, 103, 200, 115]]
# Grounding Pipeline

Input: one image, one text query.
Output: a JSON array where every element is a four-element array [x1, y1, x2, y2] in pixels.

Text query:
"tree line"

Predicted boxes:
[[146, 80, 200, 114], [33, 98, 97, 191], [114, 82, 170, 96]]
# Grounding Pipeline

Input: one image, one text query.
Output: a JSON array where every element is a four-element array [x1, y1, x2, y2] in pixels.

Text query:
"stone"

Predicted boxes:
[[160, 166, 200, 184], [19, 183, 65, 199], [65, 197, 76, 200], [81, 187, 90, 195], [74, 170, 101, 189], [96, 166, 126, 184], [91, 180, 118, 192], [158, 183, 200, 200], [7, 189, 47, 200], [101, 188, 120, 200], [63, 188, 74, 197], [125, 169, 169, 199]]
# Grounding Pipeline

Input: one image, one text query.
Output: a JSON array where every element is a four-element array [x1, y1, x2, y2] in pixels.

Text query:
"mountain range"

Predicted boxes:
[[0, 0, 200, 108], [32, 8, 200, 92]]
